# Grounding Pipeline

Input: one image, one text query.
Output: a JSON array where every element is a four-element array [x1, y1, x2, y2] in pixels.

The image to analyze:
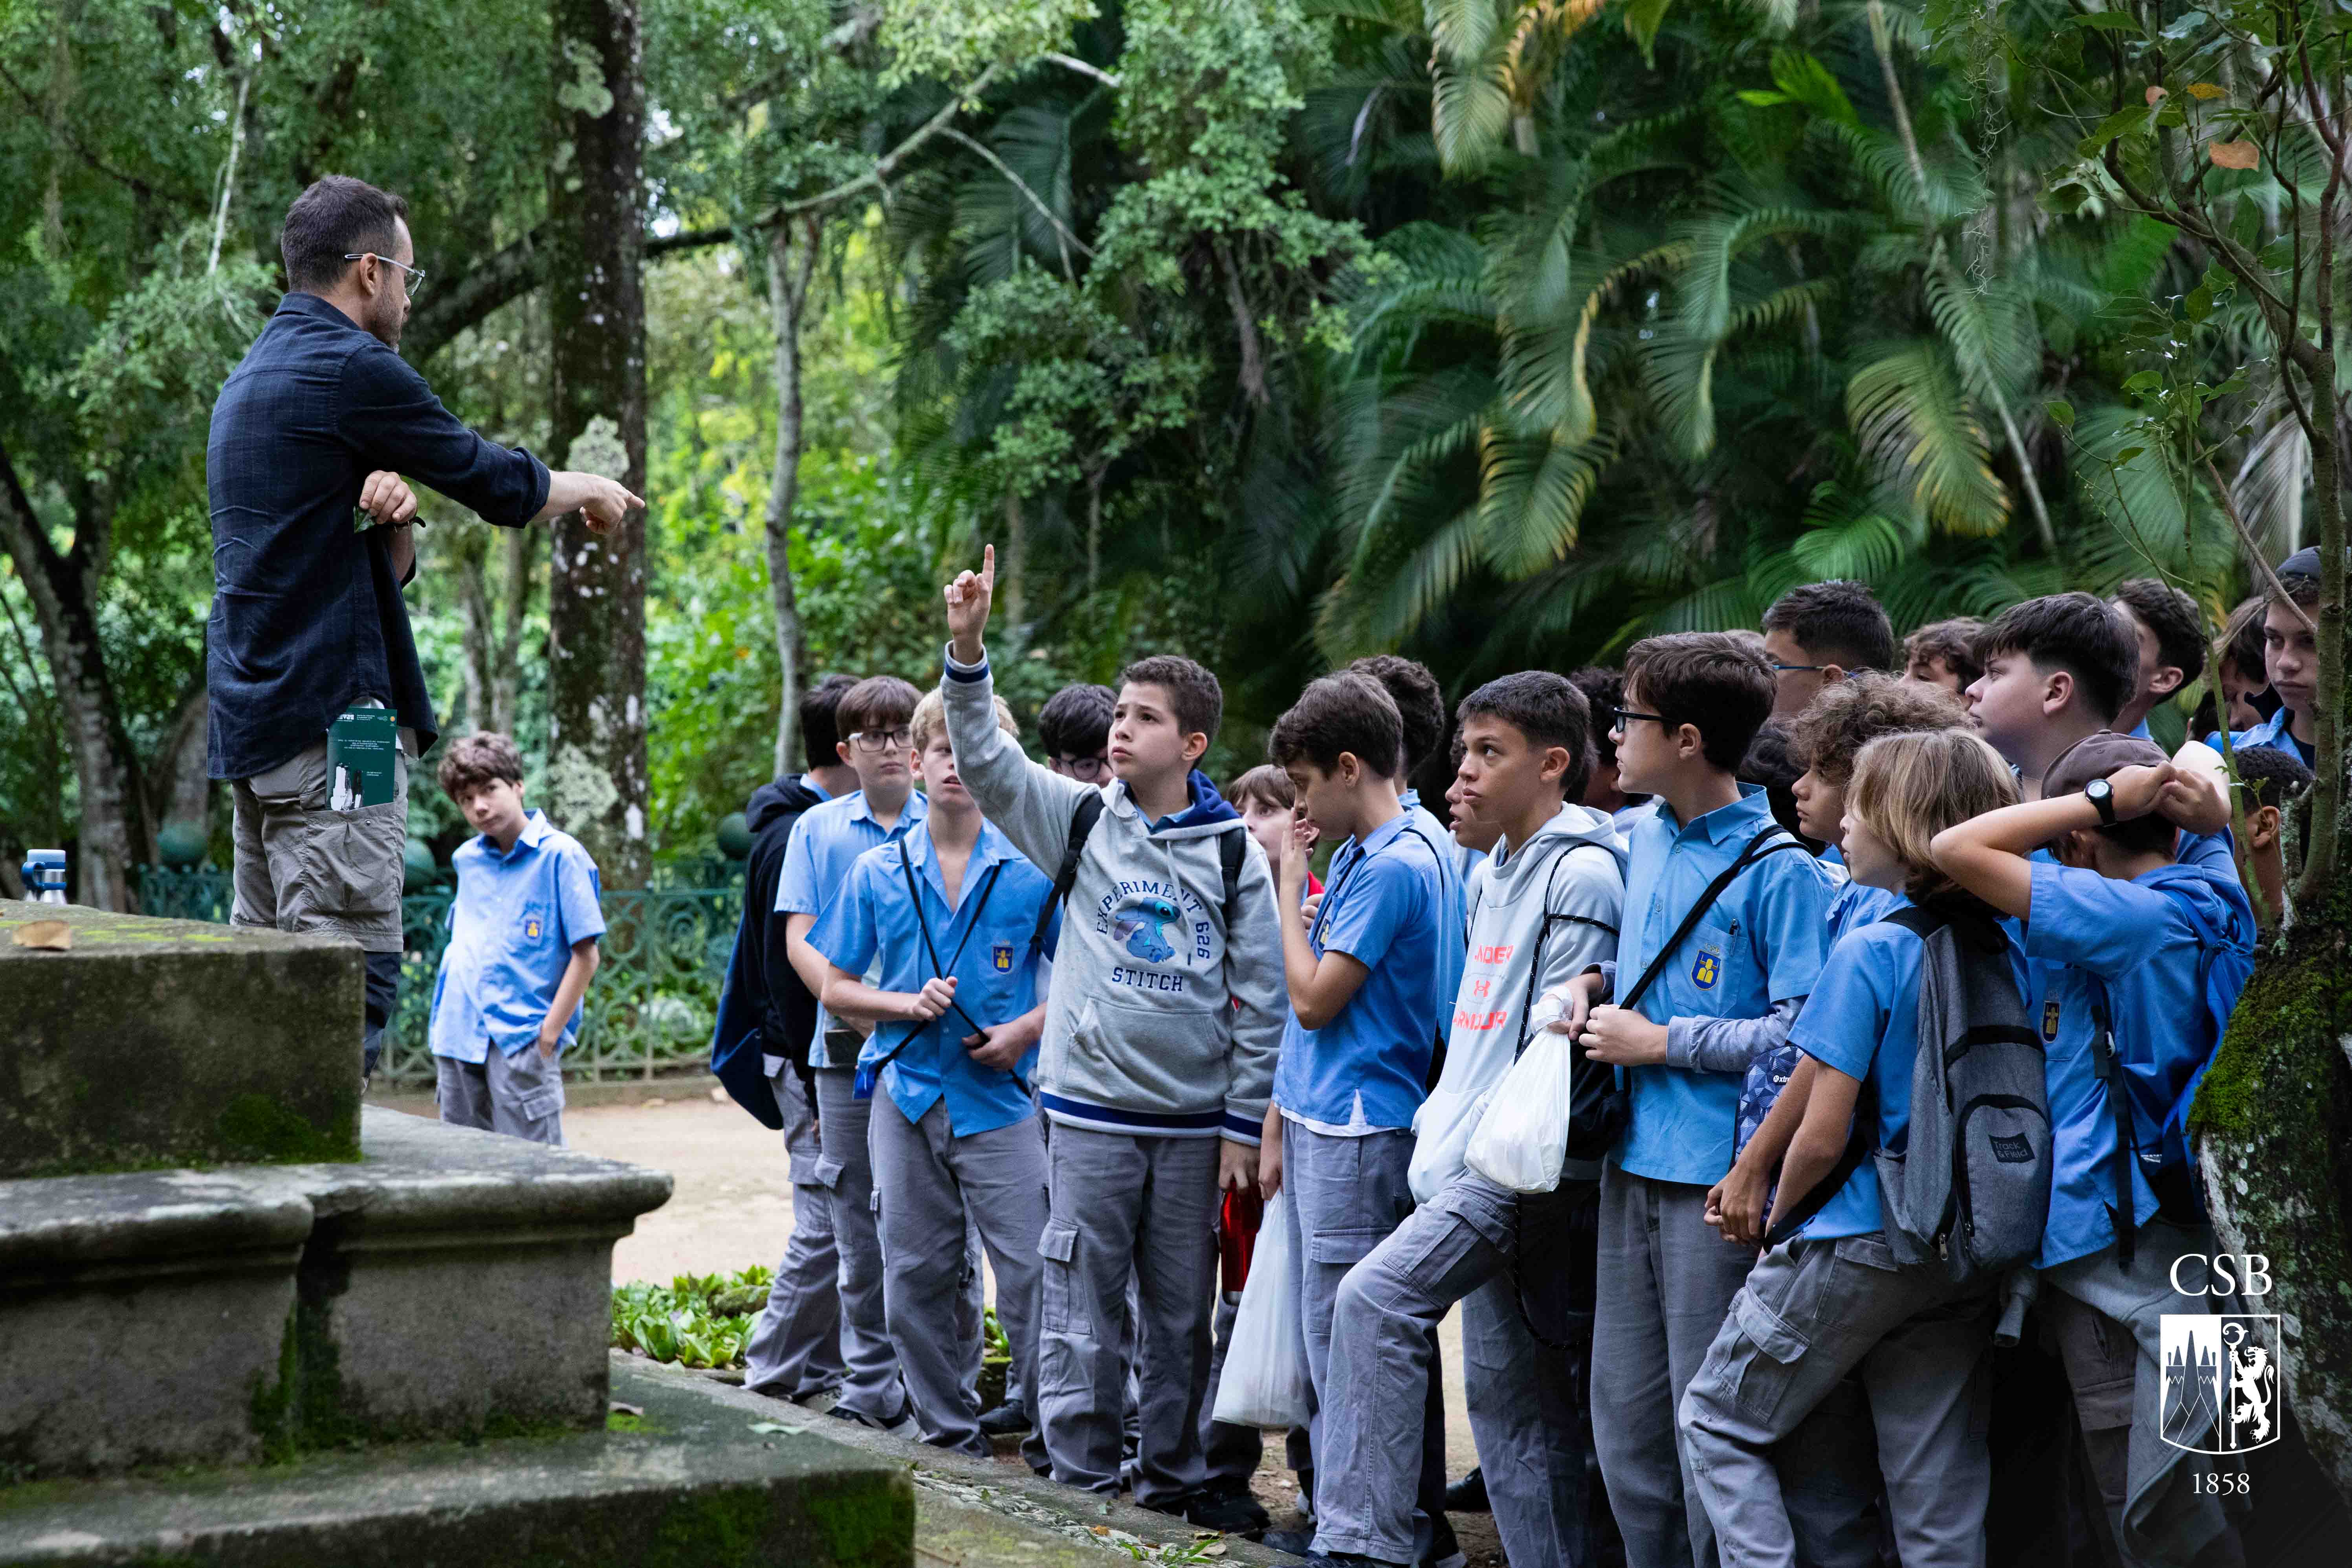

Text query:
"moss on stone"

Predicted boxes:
[[214, 1093, 360, 1165], [805, 1472, 917, 1568], [2191, 888, 2352, 1508]]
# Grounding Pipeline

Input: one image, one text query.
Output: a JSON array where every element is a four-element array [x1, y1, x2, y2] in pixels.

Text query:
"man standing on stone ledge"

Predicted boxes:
[[207, 174, 643, 1082]]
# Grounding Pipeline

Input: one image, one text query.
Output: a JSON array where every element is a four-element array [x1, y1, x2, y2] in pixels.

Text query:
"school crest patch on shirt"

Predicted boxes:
[[2042, 1000, 2061, 1042], [992, 942, 1014, 973], [1691, 945, 1722, 990], [523, 915, 543, 941]]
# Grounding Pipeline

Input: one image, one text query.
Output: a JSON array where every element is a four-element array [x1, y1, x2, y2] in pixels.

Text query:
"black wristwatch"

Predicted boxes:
[[2084, 776, 2117, 825]]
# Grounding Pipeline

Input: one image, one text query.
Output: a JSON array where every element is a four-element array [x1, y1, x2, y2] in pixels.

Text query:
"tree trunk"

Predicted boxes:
[[494, 523, 532, 735], [765, 219, 817, 780], [147, 682, 213, 834], [2196, 890, 2352, 1511], [0, 439, 147, 909], [452, 526, 495, 735], [544, 0, 649, 885], [1002, 486, 1026, 628]]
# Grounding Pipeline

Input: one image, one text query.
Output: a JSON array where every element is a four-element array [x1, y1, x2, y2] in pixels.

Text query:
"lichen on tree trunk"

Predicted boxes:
[[545, 0, 649, 887], [2194, 891, 2352, 1513]]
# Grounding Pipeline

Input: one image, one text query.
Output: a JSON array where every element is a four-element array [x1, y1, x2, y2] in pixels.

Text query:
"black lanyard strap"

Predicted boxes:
[[896, 839, 1006, 1040]]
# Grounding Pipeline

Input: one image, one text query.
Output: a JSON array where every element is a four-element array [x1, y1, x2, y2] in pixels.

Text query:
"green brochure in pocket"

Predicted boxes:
[[328, 708, 400, 811]]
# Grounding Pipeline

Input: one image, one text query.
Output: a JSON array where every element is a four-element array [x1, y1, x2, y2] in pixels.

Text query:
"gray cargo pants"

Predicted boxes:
[[1281, 1122, 1446, 1539], [742, 1065, 846, 1401], [1318, 1171, 1585, 1568], [433, 1046, 566, 1146], [1678, 1231, 1995, 1568], [811, 1065, 906, 1424], [871, 1095, 1050, 1467], [1036, 1124, 1220, 1504], [2041, 1219, 2243, 1568], [1595, 1166, 1893, 1568]]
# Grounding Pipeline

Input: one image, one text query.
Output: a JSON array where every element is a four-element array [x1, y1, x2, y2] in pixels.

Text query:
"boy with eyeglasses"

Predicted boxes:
[[1760, 580, 1897, 718], [1040, 684, 1117, 781], [1548, 633, 1841, 1568], [775, 673, 929, 1432]]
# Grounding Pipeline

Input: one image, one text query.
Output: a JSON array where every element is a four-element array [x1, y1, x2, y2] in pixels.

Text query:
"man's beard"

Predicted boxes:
[[370, 295, 405, 350]]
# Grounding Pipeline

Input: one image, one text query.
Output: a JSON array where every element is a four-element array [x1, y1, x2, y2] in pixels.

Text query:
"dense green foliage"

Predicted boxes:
[[0, 0, 2311, 869]]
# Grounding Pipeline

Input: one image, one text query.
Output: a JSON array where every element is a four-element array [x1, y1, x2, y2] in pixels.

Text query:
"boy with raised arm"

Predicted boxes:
[[939, 548, 1283, 1528]]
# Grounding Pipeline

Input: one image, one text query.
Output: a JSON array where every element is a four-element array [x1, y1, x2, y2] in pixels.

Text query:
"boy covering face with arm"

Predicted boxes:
[[939, 548, 1282, 1516], [1931, 735, 2258, 1567]]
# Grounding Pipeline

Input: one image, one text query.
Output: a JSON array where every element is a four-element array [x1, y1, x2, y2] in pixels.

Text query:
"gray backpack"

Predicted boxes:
[[1767, 902, 2051, 1284]]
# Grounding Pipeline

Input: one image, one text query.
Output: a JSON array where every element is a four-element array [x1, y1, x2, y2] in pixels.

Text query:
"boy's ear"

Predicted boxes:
[[2248, 803, 2281, 851], [836, 739, 854, 766], [1181, 730, 1210, 766], [2151, 664, 2186, 700], [2041, 668, 2075, 715], [1538, 743, 1572, 783], [1674, 721, 1707, 760], [1819, 661, 1847, 686]]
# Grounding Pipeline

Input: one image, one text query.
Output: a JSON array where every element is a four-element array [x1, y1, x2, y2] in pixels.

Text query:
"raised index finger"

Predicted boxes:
[[981, 543, 994, 591]]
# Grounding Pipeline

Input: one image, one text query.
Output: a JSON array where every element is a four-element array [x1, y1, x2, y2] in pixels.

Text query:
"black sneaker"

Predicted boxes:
[[977, 1402, 1031, 1437], [1442, 1467, 1489, 1513], [1191, 1485, 1272, 1535], [1142, 1490, 1270, 1536], [1263, 1527, 1318, 1557], [1419, 1511, 1465, 1568]]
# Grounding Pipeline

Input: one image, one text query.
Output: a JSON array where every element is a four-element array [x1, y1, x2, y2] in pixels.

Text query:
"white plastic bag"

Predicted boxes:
[[1210, 1191, 1311, 1429], [1465, 1031, 1576, 1193]]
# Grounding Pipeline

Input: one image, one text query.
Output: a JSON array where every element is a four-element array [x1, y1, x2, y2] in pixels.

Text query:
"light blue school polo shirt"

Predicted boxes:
[[1614, 785, 1839, 1185], [810, 820, 1057, 1136], [2220, 706, 2313, 767], [1392, 790, 1467, 950], [429, 810, 606, 1062], [777, 788, 929, 1067], [1273, 812, 1452, 1133], [1788, 898, 1918, 1240], [1824, 877, 1900, 950], [2022, 860, 2236, 1268]]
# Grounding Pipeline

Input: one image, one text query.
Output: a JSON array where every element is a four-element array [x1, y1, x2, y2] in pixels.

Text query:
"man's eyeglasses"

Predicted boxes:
[[344, 253, 427, 299], [1055, 754, 1109, 782], [849, 728, 913, 753], [1611, 706, 1671, 728], [1769, 662, 1827, 674]]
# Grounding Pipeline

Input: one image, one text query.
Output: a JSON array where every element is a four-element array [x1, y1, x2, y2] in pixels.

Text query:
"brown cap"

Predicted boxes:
[[2041, 730, 2169, 800]]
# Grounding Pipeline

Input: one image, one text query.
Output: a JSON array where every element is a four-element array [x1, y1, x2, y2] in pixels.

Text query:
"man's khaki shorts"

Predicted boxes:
[[230, 729, 415, 953]]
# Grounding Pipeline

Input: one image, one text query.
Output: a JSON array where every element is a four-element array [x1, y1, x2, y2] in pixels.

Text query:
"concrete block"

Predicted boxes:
[[0, 1169, 311, 1476], [0, 1108, 671, 1477], [284, 1108, 674, 1444], [0, 901, 362, 1179], [0, 1356, 912, 1567]]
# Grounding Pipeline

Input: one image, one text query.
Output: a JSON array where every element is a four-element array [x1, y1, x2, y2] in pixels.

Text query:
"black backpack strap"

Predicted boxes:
[[1762, 1079, 1879, 1248], [2088, 979, 2139, 1268], [1220, 825, 1247, 930], [1034, 791, 1107, 951], [1619, 828, 1809, 1014]]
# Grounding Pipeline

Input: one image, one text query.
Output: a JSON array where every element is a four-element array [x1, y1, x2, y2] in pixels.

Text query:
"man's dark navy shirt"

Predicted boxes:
[[205, 293, 550, 780]]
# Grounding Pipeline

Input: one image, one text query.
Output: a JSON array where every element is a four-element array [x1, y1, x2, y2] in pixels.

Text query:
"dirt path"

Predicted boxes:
[[374, 1088, 1505, 1564]]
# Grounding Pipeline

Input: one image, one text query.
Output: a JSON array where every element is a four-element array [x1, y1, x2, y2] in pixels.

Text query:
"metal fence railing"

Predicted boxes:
[[136, 864, 746, 1084]]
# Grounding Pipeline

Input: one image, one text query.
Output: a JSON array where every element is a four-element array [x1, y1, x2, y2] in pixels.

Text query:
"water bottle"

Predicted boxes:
[[21, 849, 67, 905]]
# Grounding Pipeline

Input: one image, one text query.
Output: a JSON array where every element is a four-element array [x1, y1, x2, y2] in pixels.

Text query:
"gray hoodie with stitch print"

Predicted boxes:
[[940, 645, 1284, 1144]]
